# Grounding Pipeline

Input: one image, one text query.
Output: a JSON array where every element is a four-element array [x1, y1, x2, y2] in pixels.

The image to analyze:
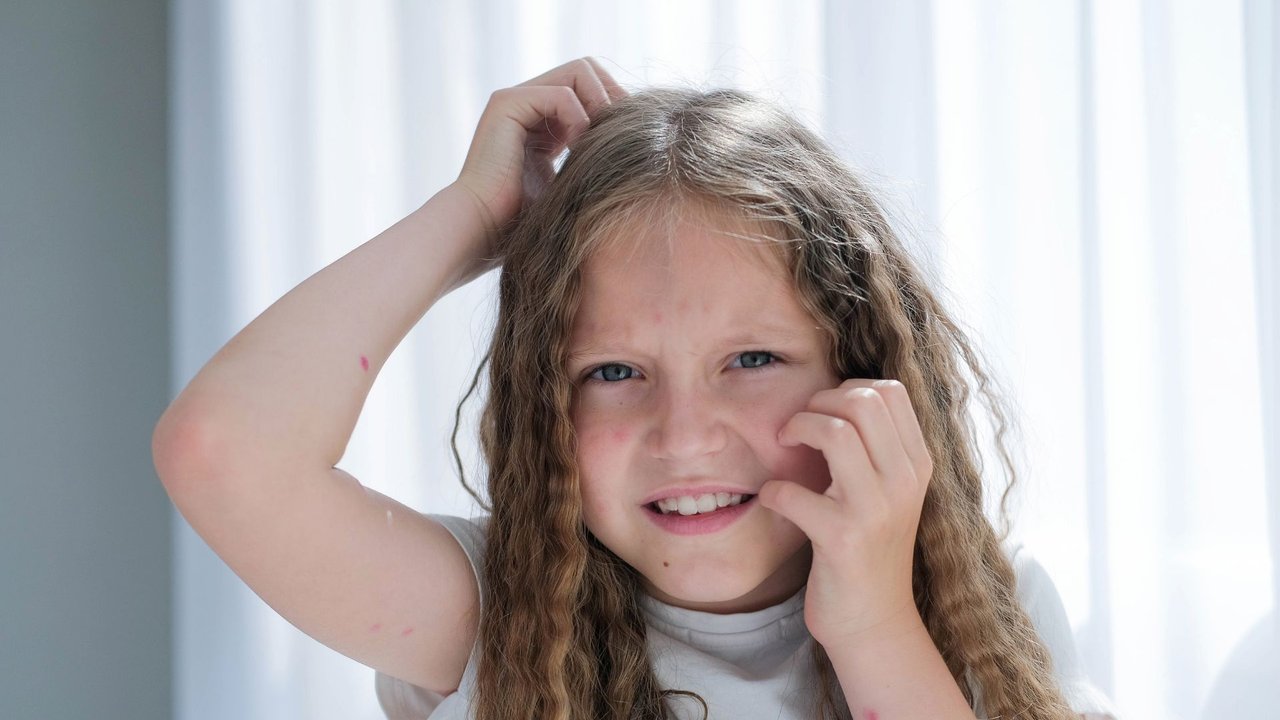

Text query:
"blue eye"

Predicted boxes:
[[733, 351, 776, 370], [588, 363, 637, 382]]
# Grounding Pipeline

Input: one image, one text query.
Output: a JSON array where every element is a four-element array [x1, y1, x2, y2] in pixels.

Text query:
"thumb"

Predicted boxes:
[[757, 480, 835, 540]]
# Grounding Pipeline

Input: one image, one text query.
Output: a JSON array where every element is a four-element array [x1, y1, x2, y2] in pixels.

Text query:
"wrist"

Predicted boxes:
[[419, 182, 501, 295], [824, 614, 974, 720], [813, 599, 923, 651], [444, 178, 500, 246]]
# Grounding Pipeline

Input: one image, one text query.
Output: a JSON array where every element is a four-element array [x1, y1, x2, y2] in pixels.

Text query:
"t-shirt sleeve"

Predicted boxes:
[[1009, 544, 1121, 719], [374, 513, 488, 720]]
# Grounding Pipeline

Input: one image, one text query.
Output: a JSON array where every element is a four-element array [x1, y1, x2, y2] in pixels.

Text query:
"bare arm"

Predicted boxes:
[[154, 182, 489, 467], [151, 57, 626, 695], [828, 615, 978, 720], [827, 619, 1112, 720], [151, 183, 494, 693]]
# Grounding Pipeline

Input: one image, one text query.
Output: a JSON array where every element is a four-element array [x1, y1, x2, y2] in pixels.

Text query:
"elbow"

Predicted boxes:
[[151, 400, 229, 493]]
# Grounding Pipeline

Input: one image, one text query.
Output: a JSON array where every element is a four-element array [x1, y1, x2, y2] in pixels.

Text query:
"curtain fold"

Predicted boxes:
[[169, 2, 1276, 718], [1244, 0, 1279, 614]]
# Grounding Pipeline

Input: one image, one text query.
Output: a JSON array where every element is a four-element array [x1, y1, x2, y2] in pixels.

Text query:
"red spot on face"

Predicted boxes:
[[401, 627, 414, 637], [610, 428, 630, 443], [360, 355, 369, 371], [653, 311, 663, 324], [864, 711, 879, 720], [369, 623, 382, 633]]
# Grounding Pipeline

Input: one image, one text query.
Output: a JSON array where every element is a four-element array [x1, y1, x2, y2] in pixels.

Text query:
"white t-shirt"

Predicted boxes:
[[375, 514, 1120, 719]]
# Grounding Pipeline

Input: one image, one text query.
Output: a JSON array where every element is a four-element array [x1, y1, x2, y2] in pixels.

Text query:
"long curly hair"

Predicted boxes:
[[451, 86, 1076, 719]]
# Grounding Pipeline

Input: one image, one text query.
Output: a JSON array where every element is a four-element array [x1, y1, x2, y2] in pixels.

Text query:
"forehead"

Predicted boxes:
[[573, 201, 809, 331], [585, 198, 790, 273]]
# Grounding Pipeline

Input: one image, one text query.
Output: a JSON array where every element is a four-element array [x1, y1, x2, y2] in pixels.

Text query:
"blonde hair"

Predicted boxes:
[[453, 87, 1076, 719]]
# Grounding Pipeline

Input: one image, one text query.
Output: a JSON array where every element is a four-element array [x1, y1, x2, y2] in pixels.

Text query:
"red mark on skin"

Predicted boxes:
[[610, 428, 630, 443], [401, 627, 414, 637], [864, 711, 879, 720], [653, 311, 663, 324], [360, 355, 369, 371], [368, 623, 382, 633]]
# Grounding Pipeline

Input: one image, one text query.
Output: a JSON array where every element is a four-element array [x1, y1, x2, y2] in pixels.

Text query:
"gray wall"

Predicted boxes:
[[0, 1, 171, 718]]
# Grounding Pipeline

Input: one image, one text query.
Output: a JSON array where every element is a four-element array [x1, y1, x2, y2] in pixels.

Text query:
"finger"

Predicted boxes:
[[837, 379, 933, 483], [489, 85, 591, 151], [778, 411, 878, 504], [757, 478, 839, 544], [581, 56, 629, 101], [802, 385, 916, 487], [517, 57, 615, 117]]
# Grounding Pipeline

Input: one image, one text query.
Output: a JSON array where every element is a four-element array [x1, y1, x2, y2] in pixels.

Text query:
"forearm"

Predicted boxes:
[[826, 615, 977, 720], [158, 183, 488, 469]]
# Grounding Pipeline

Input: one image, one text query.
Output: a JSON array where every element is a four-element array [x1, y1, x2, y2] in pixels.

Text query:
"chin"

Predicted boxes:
[[644, 563, 786, 613]]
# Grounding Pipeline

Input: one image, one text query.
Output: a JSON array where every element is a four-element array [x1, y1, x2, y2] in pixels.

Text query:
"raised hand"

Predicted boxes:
[[757, 378, 934, 649], [453, 56, 627, 274]]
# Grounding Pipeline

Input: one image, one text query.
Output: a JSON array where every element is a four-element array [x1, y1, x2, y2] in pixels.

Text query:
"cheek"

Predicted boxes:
[[739, 387, 834, 493], [574, 420, 634, 460], [572, 410, 637, 510]]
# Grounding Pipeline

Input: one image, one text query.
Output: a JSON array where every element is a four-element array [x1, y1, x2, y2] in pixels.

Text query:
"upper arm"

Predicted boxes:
[[153, 413, 479, 695]]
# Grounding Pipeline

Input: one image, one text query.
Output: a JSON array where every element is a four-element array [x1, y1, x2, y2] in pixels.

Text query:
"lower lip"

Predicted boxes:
[[642, 496, 757, 536]]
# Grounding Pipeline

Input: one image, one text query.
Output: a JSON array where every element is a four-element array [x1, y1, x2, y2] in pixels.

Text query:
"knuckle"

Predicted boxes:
[[872, 379, 905, 398], [840, 387, 881, 413], [822, 416, 850, 438]]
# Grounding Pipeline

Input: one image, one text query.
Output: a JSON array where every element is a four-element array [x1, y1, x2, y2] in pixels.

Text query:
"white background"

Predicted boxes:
[[169, 2, 1279, 718]]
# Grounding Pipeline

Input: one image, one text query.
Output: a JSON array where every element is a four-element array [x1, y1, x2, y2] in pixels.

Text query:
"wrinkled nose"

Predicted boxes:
[[647, 384, 728, 461]]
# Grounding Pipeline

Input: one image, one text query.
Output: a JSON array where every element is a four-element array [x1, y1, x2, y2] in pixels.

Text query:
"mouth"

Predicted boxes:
[[642, 494, 759, 535], [645, 491, 752, 515]]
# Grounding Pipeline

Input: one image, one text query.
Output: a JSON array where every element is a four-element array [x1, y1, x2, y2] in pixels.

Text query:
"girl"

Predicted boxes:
[[153, 58, 1119, 720]]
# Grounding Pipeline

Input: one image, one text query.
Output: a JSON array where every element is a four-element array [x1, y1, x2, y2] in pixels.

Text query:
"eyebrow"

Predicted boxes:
[[566, 324, 814, 361]]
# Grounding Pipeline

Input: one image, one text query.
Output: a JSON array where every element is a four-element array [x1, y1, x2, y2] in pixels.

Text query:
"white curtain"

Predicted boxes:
[[169, 1, 1278, 718]]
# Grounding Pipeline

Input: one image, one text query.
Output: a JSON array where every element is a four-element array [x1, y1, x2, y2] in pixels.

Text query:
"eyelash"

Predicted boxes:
[[584, 351, 779, 383]]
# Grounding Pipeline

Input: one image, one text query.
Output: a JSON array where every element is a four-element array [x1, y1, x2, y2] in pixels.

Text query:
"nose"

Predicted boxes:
[[646, 382, 728, 461]]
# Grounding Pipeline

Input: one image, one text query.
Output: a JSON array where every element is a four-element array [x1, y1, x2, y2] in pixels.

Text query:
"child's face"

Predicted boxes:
[[568, 207, 841, 614]]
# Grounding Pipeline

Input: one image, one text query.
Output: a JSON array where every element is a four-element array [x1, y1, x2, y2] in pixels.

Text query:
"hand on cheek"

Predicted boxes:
[[757, 378, 934, 649]]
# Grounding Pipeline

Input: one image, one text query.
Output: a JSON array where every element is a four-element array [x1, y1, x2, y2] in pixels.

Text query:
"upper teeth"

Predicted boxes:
[[655, 492, 748, 516]]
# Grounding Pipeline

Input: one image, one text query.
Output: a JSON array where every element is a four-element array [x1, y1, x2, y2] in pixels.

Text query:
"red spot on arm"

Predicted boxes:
[[368, 622, 382, 633], [400, 627, 414, 637], [360, 355, 370, 371], [864, 711, 879, 720]]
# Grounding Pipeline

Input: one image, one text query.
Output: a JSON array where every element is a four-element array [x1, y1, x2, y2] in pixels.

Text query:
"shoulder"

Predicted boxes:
[[1002, 540, 1062, 617], [999, 540, 1077, 669], [999, 541, 1121, 719], [427, 514, 489, 564]]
